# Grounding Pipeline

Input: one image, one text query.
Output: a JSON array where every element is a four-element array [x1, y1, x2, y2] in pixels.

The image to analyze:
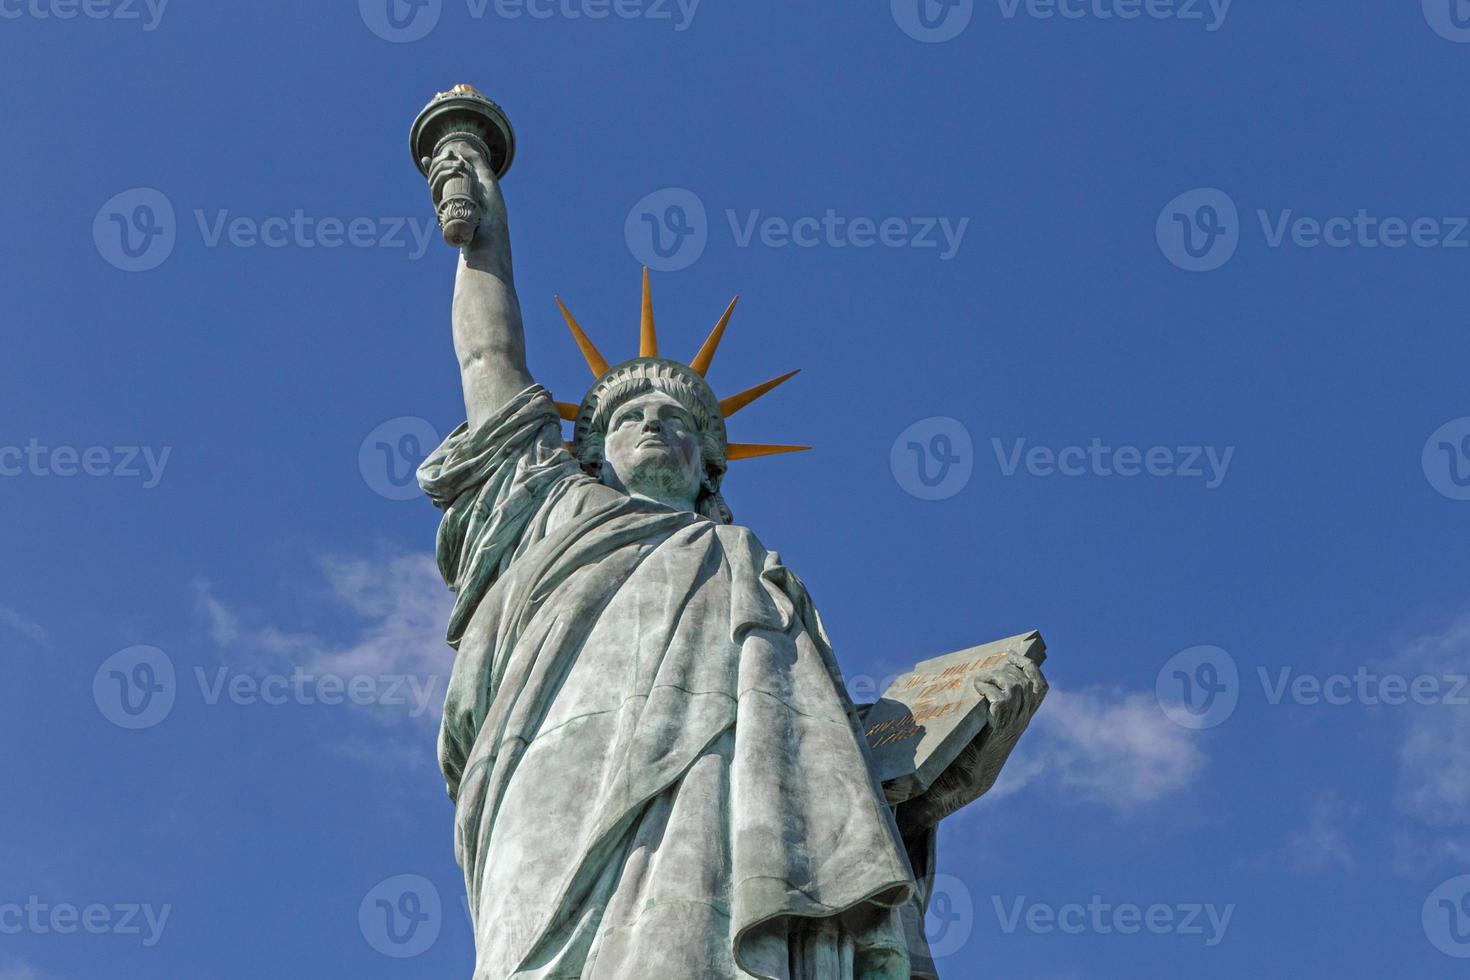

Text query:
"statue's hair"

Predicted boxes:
[[573, 370, 733, 524]]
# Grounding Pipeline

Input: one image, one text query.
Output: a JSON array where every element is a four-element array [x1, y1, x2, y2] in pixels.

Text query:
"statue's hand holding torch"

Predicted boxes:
[[424, 141, 498, 248], [410, 83, 516, 249]]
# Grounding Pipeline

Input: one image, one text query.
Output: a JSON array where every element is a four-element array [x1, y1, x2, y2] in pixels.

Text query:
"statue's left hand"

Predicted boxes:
[[891, 651, 1049, 833], [974, 652, 1048, 747]]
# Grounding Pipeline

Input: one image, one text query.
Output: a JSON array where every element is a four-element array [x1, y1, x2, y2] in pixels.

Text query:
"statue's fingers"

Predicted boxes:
[[432, 144, 465, 164], [428, 151, 469, 178], [428, 159, 467, 187], [446, 145, 496, 184], [974, 678, 1005, 704], [975, 679, 1013, 726], [1017, 658, 1048, 698], [430, 140, 487, 179], [991, 663, 1030, 697]]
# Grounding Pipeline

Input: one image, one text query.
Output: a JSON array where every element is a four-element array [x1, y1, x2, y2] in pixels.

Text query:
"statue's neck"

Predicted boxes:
[[627, 490, 697, 515]]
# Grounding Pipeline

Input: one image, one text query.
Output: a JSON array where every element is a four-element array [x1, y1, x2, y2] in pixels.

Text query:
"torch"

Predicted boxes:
[[409, 84, 517, 248]]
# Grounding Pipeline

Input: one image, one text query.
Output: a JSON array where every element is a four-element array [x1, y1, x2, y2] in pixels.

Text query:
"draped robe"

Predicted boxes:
[[419, 385, 934, 980]]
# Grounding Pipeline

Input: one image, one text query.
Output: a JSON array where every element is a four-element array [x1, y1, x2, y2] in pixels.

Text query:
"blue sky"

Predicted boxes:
[[4, 0, 1470, 977]]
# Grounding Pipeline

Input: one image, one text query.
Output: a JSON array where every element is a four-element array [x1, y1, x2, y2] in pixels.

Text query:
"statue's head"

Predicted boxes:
[[573, 360, 732, 522], [556, 270, 810, 525]]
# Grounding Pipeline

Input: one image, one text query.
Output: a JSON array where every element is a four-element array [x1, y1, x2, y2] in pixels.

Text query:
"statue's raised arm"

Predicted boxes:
[[415, 87, 532, 430]]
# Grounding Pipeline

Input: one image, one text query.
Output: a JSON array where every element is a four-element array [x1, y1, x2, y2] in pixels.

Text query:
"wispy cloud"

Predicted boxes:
[[0, 957, 45, 980], [980, 686, 1206, 813], [1387, 613, 1470, 827], [1255, 792, 1359, 873], [1379, 611, 1470, 871], [0, 605, 48, 644], [325, 732, 441, 774], [310, 553, 453, 681], [196, 551, 453, 727]]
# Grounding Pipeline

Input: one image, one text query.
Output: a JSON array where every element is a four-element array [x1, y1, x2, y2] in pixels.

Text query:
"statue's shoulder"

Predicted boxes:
[[712, 520, 794, 576], [712, 518, 764, 550]]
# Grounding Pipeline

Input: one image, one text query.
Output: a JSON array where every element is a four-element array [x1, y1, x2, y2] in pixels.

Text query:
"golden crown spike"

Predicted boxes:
[[690, 296, 738, 377], [640, 267, 658, 358], [552, 269, 810, 462], [553, 296, 610, 377]]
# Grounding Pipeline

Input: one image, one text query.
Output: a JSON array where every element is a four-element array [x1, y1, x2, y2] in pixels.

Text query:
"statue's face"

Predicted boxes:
[[599, 389, 704, 511]]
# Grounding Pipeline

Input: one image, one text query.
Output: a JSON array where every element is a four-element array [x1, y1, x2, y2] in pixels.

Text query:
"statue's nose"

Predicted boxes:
[[644, 418, 663, 433]]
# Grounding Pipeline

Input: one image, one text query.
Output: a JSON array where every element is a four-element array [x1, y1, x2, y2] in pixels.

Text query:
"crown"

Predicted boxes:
[[554, 269, 810, 463]]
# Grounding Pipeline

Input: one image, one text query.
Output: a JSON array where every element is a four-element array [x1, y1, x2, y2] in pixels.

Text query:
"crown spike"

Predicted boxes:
[[639, 267, 658, 358], [555, 296, 610, 377], [727, 443, 812, 461], [719, 369, 800, 418], [690, 295, 739, 377]]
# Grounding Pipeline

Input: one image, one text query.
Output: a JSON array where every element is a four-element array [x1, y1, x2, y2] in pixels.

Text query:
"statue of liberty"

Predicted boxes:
[[410, 85, 1047, 980]]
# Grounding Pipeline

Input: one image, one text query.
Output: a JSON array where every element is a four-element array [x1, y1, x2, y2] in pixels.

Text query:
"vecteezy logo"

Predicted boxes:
[[1424, 0, 1470, 42], [360, 417, 439, 501], [359, 0, 441, 42], [1156, 645, 1239, 729], [891, 0, 974, 42], [890, 417, 974, 501], [624, 188, 708, 272], [1423, 874, 1470, 957], [1423, 417, 1470, 501], [93, 188, 176, 272], [923, 873, 975, 958], [93, 645, 176, 730], [1156, 188, 1239, 272], [360, 874, 442, 957]]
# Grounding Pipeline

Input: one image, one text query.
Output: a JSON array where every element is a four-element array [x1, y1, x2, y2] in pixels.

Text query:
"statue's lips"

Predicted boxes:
[[636, 437, 669, 449]]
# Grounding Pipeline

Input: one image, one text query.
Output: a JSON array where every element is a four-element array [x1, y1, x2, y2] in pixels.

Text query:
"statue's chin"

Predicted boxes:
[[615, 457, 698, 507]]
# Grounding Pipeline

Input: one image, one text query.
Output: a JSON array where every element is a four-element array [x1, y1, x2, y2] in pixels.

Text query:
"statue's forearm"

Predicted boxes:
[[895, 727, 1011, 832], [451, 177, 535, 430]]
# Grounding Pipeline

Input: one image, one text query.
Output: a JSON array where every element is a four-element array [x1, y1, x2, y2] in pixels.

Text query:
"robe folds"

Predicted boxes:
[[419, 385, 934, 980]]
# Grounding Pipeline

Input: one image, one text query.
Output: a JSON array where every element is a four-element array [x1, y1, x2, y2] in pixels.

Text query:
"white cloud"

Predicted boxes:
[[196, 588, 241, 646], [309, 553, 453, 682], [196, 551, 454, 727], [1386, 613, 1470, 830], [981, 686, 1206, 813], [325, 732, 441, 773], [1272, 792, 1359, 873], [1390, 826, 1470, 873], [0, 606, 47, 644], [1372, 611, 1470, 872], [0, 958, 44, 980]]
